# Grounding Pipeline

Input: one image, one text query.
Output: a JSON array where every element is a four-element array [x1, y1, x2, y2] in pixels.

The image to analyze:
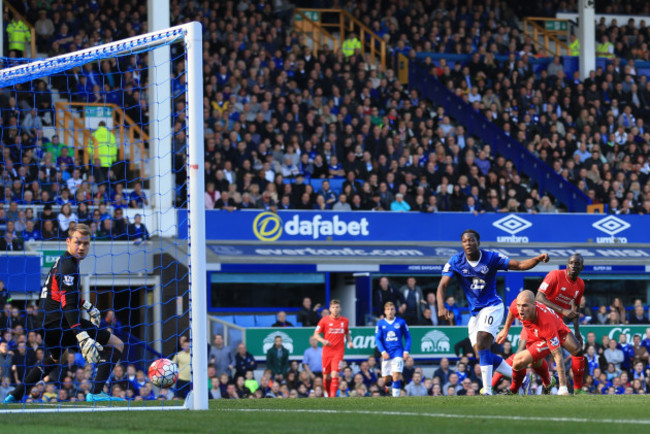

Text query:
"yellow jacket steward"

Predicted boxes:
[[596, 42, 614, 59], [7, 20, 30, 53], [342, 37, 361, 57], [87, 126, 118, 167], [569, 39, 580, 56]]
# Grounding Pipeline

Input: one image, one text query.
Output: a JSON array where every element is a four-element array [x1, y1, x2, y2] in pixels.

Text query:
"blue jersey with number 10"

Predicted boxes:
[[375, 317, 411, 359], [442, 249, 510, 316]]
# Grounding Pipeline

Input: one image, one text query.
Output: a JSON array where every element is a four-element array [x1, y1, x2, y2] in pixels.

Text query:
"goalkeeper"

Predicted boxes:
[[4, 224, 125, 403]]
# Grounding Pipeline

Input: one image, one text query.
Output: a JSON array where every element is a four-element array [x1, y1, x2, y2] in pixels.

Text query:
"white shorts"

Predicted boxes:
[[381, 357, 404, 376], [467, 304, 504, 347]]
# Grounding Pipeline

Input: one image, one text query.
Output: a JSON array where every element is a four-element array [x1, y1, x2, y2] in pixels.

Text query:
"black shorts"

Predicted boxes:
[[43, 319, 111, 359]]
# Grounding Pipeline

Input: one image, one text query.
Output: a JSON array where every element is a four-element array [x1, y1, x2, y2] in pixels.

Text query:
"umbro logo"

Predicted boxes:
[[492, 215, 533, 235], [592, 216, 630, 236]]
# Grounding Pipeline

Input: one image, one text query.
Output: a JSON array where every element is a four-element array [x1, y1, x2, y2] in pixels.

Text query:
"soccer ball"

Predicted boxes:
[[148, 358, 179, 388]]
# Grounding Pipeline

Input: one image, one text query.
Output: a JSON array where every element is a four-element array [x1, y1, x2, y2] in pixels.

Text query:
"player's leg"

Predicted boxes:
[[530, 357, 552, 389], [509, 350, 534, 393], [492, 333, 526, 388], [82, 320, 125, 401], [390, 357, 404, 397], [322, 355, 332, 397], [562, 332, 586, 394], [474, 305, 510, 395], [5, 328, 63, 403]]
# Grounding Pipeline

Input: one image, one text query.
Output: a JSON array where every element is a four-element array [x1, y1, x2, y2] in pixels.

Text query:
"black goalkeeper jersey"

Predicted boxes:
[[39, 251, 83, 333]]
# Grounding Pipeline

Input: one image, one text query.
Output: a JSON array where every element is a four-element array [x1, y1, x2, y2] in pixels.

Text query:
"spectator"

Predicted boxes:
[[0, 281, 11, 306], [629, 304, 649, 324], [373, 276, 404, 319], [604, 338, 625, 370], [87, 121, 117, 182], [611, 298, 627, 324], [171, 337, 192, 399], [399, 277, 425, 325], [129, 181, 148, 208], [233, 343, 257, 380], [632, 334, 649, 366], [209, 334, 233, 378], [272, 311, 294, 328], [404, 371, 428, 397], [127, 214, 150, 242], [433, 358, 454, 385], [297, 297, 321, 327], [332, 194, 351, 211], [390, 193, 411, 212], [302, 336, 322, 379], [0, 221, 23, 251], [57, 203, 78, 234], [444, 296, 462, 325], [266, 335, 289, 382]]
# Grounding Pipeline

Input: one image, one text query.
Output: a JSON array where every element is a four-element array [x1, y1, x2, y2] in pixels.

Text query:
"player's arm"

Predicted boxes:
[[375, 324, 388, 359], [508, 253, 550, 271], [346, 327, 354, 349], [551, 346, 569, 393], [436, 274, 452, 319], [403, 323, 412, 359], [58, 262, 83, 332], [536, 291, 578, 320], [313, 324, 330, 346], [496, 308, 516, 344]]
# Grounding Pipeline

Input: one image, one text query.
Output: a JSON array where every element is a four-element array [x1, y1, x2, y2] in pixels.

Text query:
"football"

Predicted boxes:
[[148, 358, 179, 388]]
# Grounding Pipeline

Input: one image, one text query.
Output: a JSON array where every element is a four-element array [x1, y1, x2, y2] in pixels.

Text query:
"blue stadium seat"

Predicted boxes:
[[233, 314, 256, 328], [329, 178, 345, 194], [310, 178, 324, 193], [255, 315, 276, 327], [286, 314, 298, 326]]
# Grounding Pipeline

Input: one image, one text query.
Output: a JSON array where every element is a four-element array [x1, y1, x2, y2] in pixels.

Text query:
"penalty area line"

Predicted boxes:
[[216, 408, 650, 426]]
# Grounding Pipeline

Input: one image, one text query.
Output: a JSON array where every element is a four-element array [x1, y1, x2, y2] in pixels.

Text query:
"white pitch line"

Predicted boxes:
[[1, 405, 187, 414], [216, 408, 650, 426]]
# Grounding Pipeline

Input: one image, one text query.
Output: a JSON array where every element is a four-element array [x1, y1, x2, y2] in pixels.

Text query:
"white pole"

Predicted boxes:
[[153, 277, 162, 355], [185, 21, 207, 411], [148, 0, 174, 237], [578, 0, 596, 79]]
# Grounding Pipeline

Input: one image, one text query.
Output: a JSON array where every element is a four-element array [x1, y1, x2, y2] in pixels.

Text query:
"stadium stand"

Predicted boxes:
[[1, 0, 650, 402]]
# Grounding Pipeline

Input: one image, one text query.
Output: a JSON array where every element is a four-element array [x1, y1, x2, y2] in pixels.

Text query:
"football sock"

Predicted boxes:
[[10, 355, 58, 400], [324, 378, 331, 397], [572, 356, 585, 390], [92, 348, 122, 395], [494, 355, 513, 378], [392, 380, 401, 397], [510, 368, 526, 393], [492, 355, 515, 387], [533, 360, 551, 386], [330, 377, 339, 398], [479, 349, 493, 394]]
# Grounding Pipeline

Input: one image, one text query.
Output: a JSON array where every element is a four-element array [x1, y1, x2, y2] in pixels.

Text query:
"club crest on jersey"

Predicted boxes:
[[479, 266, 489, 274], [462, 269, 469, 274], [63, 275, 74, 286], [561, 287, 566, 291], [395, 323, 400, 329]]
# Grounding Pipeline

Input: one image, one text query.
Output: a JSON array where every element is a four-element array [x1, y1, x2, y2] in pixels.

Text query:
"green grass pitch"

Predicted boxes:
[[3, 396, 650, 433]]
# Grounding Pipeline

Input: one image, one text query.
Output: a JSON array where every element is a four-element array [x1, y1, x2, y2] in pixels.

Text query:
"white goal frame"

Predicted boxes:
[[0, 22, 207, 411]]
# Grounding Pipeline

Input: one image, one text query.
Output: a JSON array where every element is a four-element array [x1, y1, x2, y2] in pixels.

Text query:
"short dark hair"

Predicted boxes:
[[461, 229, 480, 241]]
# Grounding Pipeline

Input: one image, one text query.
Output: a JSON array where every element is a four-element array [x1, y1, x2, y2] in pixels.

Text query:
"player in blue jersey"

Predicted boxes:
[[436, 229, 549, 395], [375, 302, 412, 397]]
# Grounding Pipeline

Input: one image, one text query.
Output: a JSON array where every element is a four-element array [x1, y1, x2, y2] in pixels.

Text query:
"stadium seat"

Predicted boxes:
[[310, 178, 324, 193], [233, 314, 256, 327], [328, 178, 345, 194], [255, 315, 276, 327], [286, 314, 298, 325]]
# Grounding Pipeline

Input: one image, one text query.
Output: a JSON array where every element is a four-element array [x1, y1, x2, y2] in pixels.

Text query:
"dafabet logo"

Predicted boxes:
[[252, 212, 370, 241]]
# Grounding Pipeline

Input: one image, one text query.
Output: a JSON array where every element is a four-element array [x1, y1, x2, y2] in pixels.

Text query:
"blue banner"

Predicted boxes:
[[0, 255, 42, 293], [180, 210, 650, 244]]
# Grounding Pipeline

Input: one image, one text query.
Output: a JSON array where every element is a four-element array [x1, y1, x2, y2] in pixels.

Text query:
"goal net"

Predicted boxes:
[[0, 22, 207, 411]]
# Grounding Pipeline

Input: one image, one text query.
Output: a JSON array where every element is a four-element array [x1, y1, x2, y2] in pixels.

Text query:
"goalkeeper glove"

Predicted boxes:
[[82, 300, 101, 327], [76, 331, 103, 364]]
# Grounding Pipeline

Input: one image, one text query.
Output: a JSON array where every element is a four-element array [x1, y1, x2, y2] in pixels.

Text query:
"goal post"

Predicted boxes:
[[0, 22, 207, 411]]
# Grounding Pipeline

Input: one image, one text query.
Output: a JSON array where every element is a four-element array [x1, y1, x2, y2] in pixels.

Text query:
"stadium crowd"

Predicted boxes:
[[3, 0, 650, 400]]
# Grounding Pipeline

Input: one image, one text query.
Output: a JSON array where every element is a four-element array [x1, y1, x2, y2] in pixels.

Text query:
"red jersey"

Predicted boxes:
[[538, 269, 585, 314], [509, 299, 570, 352], [316, 315, 349, 356]]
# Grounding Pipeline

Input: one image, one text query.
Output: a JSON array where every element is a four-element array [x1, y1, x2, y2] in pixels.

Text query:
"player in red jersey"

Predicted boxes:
[[536, 254, 587, 394], [314, 299, 353, 398], [497, 290, 583, 395]]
